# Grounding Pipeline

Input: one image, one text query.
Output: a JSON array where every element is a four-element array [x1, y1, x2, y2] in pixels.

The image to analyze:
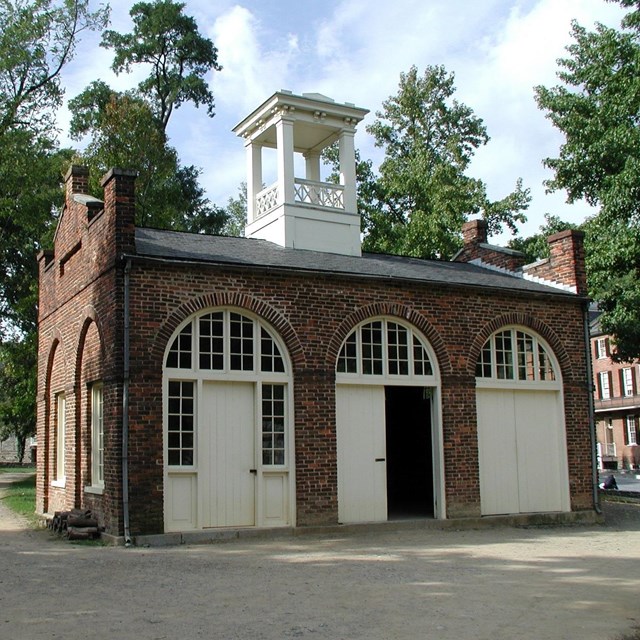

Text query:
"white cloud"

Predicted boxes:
[[211, 5, 301, 114]]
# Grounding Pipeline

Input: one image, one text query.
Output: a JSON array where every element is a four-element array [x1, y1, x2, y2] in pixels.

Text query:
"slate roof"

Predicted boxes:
[[134, 227, 578, 298]]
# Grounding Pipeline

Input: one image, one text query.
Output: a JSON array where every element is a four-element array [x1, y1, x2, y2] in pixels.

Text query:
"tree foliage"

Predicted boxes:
[[101, 0, 221, 132], [0, 333, 37, 461], [0, 1, 106, 448], [508, 214, 578, 264], [70, 1, 226, 233], [361, 65, 529, 259], [0, 0, 109, 136], [221, 183, 247, 237], [69, 82, 226, 232], [535, 1, 640, 360]]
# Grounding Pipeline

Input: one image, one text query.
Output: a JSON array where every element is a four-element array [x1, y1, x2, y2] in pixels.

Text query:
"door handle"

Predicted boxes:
[[375, 458, 385, 462], [249, 469, 257, 475]]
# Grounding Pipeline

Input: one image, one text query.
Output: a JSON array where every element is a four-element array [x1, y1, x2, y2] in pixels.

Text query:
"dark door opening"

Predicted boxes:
[[385, 386, 433, 518]]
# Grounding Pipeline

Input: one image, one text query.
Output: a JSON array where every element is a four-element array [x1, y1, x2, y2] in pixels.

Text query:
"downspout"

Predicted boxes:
[[122, 259, 132, 545], [583, 301, 601, 515]]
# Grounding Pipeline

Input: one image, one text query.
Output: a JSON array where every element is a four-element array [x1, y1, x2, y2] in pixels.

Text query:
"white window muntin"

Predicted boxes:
[[260, 383, 287, 467], [164, 308, 289, 382], [55, 393, 66, 483], [622, 368, 634, 397], [475, 327, 560, 390], [627, 416, 638, 446], [336, 317, 438, 384], [91, 383, 104, 488], [599, 372, 611, 400], [596, 338, 608, 360]]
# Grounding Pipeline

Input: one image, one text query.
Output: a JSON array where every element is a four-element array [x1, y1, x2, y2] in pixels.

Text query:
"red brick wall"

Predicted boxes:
[[123, 261, 592, 533], [36, 167, 131, 533]]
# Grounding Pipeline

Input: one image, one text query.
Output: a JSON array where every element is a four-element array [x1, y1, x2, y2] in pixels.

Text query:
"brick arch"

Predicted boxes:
[[152, 292, 306, 370], [326, 302, 451, 375], [74, 306, 106, 389], [467, 312, 571, 380], [42, 329, 67, 513], [44, 328, 69, 393]]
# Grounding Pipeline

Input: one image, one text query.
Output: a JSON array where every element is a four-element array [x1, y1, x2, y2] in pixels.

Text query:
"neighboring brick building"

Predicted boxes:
[[37, 92, 596, 541], [591, 313, 640, 470]]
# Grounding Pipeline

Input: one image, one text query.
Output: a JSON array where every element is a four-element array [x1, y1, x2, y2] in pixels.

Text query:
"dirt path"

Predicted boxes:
[[1, 480, 639, 640], [0, 473, 35, 532]]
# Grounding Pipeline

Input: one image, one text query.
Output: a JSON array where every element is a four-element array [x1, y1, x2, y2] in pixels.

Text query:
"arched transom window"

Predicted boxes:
[[476, 327, 557, 382], [337, 318, 435, 379], [166, 310, 286, 374]]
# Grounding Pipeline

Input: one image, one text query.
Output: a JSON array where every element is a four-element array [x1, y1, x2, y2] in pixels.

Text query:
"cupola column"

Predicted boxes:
[[339, 128, 357, 213], [304, 151, 321, 182], [276, 113, 295, 207], [246, 141, 262, 223]]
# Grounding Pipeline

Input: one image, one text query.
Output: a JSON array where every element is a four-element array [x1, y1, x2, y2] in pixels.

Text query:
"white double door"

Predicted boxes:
[[476, 388, 569, 515]]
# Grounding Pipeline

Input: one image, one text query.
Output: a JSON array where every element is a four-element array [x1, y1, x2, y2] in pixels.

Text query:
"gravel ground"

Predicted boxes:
[[1, 475, 639, 640]]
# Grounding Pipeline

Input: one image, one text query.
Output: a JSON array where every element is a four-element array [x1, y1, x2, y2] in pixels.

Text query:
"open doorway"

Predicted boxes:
[[385, 386, 433, 518]]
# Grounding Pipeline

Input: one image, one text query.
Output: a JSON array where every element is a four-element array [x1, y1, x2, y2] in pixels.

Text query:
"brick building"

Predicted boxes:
[[37, 92, 596, 541], [591, 313, 640, 470]]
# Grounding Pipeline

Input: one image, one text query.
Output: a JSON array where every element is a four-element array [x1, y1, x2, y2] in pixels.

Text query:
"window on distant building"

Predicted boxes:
[[622, 368, 635, 397], [599, 371, 611, 400], [626, 416, 638, 446], [595, 337, 608, 360]]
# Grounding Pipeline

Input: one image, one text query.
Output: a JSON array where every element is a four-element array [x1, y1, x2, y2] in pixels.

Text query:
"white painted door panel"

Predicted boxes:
[[336, 385, 387, 523], [515, 391, 564, 513], [201, 381, 255, 527], [477, 389, 520, 515]]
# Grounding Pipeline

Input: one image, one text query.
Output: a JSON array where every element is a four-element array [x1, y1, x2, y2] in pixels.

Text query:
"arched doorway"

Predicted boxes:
[[475, 326, 569, 515], [163, 309, 293, 531], [335, 317, 442, 523]]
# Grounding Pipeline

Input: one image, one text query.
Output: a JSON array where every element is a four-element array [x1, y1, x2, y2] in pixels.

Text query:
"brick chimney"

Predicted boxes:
[[101, 168, 137, 256], [462, 219, 487, 246], [523, 230, 587, 295], [455, 218, 526, 272], [64, 164, 89, 200]]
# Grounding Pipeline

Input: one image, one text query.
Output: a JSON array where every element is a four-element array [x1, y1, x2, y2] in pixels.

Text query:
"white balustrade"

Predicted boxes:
[[294, 178, 344, 209], [254, 178, 346, 218], [255, 183, 279, 217]]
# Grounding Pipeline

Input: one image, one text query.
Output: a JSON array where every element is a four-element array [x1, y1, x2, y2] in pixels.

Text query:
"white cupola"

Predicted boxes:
[[233, 91, 369, 256]]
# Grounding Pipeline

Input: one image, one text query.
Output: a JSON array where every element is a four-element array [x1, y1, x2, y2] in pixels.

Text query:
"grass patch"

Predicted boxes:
[[1, 473, 37, 523], [0, 465, 35, 474]]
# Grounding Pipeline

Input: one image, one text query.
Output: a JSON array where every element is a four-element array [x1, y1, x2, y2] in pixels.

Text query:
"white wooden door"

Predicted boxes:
[[477, 388, 567, 515], [477, 389, 520, 516], [515, 390, 565, 513], [336, 385, 387, 523], [201, 381, 256, 527]]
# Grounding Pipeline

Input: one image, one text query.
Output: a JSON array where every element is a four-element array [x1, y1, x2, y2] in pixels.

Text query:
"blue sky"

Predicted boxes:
[[59, 0, 627, 242]]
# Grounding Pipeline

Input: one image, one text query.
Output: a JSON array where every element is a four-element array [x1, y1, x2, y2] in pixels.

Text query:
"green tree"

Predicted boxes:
[[535, 1, 640, 360], [69, 83, 226, 232], [221, 183, 248, 237], [0, 131, 71, 336], [364, 65, 529, 259], [508, 214, 578, 264], [0, 334, 37, 461], [70, 1, 226, 233], [1, 0, 107, 332], [0, 0, 109, 135], [0, 1, 107, 451], [101, 0, 221, 132]]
